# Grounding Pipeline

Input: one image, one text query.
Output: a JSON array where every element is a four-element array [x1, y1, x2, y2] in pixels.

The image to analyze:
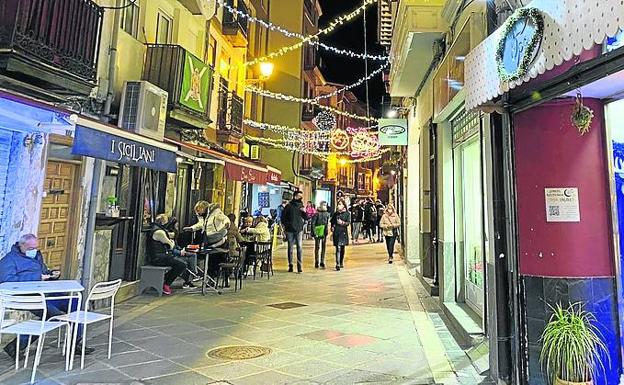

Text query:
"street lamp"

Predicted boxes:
[[339, 158, 348, 167], [259, 62, 274, 79], [385, 108, 399, 118]]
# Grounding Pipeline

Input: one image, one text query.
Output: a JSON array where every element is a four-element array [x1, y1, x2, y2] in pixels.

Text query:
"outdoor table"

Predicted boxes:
[[188, 247, 228, 296]]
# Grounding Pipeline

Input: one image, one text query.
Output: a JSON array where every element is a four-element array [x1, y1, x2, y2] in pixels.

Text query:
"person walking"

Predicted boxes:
[[375, 200, 386, 243], [363, 198, 377, 242], [350, 200, 364, 244], [380, 205, 401, 264], [281, 190, 307, 273], [331, 199, 351, 271], [304, 201, 317, 239], [311, 201, 330, 269]]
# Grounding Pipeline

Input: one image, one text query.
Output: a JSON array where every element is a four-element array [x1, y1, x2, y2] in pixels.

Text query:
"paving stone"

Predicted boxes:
[[117, 359, 188, 380]]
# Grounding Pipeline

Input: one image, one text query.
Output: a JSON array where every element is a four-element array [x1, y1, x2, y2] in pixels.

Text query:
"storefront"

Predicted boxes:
[[464, 1, 624, 382], [250, 167, 283, 217]]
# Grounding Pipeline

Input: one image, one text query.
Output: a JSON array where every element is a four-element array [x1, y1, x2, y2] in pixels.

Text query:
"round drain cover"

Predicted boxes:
[[207, 345, 272, 360]]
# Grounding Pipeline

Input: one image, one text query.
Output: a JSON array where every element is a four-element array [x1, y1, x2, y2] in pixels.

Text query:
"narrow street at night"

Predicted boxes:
[[0, 241, 484, 385]]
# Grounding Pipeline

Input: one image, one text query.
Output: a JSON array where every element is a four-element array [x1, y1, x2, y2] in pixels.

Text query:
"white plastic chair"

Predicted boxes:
[[53, 279, 122, 370], [0, 292, 71, 384]]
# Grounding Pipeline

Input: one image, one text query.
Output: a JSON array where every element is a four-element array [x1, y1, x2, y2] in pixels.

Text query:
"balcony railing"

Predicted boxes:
[[222, 0, 249, 42], [304, 0, 317, 25], [303, 46, 317, 71], [143, 44, 214, 118], [0, 0, 103, 82], [217, 82, 244, 137]]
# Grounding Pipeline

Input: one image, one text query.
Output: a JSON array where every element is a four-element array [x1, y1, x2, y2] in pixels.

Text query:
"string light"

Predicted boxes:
[[330, 129, 350, 150], [314, 41, 388, 61], [247, 135, 389, 160], [243, 0, 378, 67], [313, 111, 336, 131]]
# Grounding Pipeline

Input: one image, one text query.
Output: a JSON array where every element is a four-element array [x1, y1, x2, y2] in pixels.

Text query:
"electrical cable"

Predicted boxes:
[[101, 0, 138, 10]]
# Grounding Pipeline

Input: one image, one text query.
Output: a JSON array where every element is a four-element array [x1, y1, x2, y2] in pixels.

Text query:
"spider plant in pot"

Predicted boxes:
[[540, 303, 609, 385]]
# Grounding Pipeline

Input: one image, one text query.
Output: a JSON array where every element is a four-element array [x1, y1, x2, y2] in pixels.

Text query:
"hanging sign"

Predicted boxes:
[[266, 169, 281, 185], [225, 162, 264, 183], [180, 51, 212, 114], [72, 125, 177, 173], [495, 8, 544, 82], [378, 119, 408, 146], [545, 187, 580, 223]]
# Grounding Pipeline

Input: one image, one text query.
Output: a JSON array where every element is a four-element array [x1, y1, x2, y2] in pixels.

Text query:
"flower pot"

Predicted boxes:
[[555, 378, 593, 385]]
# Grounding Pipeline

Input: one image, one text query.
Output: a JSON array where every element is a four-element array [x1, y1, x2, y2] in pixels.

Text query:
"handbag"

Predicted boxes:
[[314, 224, 326, 238]]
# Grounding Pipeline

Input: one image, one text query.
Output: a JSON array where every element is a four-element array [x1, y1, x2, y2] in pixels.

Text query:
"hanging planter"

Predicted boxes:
[[571, 92, 594, 135]]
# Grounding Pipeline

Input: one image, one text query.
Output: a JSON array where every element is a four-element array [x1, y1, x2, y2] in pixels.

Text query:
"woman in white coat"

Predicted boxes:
[[379, 205, 401, 264]]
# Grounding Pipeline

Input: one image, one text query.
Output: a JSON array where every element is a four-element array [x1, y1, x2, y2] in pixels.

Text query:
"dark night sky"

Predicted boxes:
[[317, 0, 386, 116]]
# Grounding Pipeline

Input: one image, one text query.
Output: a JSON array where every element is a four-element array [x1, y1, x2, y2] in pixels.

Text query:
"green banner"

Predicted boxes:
[[180, 51, 212, 114]]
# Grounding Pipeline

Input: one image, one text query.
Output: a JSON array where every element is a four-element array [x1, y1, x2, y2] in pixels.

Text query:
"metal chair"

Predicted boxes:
[[52, 279, 122, 370], [216, 246, 247, 292], [253, 242, 273, 280], [0, 292, 71, 384]]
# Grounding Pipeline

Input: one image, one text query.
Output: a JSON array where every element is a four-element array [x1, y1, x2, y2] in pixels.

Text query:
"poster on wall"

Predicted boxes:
[[545, 188, 580, 222], [378, 119, 408, 146], [258, 192, 270, 208]]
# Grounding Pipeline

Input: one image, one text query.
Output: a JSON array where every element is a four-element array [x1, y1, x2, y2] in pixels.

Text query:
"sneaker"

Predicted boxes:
[[182, 282, 196, 289], [388, 259, 393, 264], [335, 266, 340, 271], [162, 284, 172, 295], [315, 263, 319, 269], [340, 263, 344, 268], [320, 263, 326, 269], [288, 265, 294, 273]]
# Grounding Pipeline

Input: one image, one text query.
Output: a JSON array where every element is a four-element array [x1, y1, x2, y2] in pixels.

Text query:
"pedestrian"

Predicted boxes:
[[281, 190, 307, 273], [331, 199, 351, 271], [363, 198, 378, 242], [311, 201, 330, 269], [375, 199, 386, 243], [350, 200, 364, 244], [380, 204, 401, 264], [184, 201, 230, 279]]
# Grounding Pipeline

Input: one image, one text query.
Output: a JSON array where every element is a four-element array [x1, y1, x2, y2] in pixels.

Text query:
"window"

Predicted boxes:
[[156, 11, 173, 44], [206, 35, 217, 68], [121, 0, 140, 38]]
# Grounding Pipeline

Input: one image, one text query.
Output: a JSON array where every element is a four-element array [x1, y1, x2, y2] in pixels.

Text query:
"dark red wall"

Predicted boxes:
[[514, 98, 614, 277]]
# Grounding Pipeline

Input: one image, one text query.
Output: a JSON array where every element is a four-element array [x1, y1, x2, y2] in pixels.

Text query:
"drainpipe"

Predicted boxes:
[[82, 0, 122, 291]]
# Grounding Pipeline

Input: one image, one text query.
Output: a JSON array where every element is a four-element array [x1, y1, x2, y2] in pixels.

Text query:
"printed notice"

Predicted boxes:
[[545, 188, 580, 222]]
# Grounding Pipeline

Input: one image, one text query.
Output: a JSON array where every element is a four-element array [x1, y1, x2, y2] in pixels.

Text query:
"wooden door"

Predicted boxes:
[[38, 161, 78, 274]]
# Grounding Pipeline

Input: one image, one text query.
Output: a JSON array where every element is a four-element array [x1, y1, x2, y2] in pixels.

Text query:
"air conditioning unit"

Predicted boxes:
[[119, 81, 168, 141]]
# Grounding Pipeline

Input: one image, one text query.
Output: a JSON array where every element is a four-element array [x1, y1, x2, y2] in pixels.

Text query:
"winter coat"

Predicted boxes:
[[305, 206, 317, 219], [350, 205, 364, 223], [281, 199, 307, 233], [364, 203, 377, 222], [331, 210, 351, 246], [227, 224, 244, 257], [0, 243, 51, 283], [245, 221, 271, 243], [311, 210, 331, 238], [380, 212, 401, 237], [198, 206, 230, 247]]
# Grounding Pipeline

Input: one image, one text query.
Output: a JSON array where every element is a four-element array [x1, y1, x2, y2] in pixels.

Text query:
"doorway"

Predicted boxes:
[[38, 160, 79, 277]]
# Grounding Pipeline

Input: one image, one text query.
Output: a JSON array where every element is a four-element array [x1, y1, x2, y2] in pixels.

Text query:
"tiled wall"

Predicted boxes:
[[522, 275, 620, 385]]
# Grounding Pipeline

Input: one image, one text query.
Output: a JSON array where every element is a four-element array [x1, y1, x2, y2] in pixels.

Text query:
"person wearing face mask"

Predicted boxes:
[[281, 190, 307, 273], [330, 199, 351, 271], [380, 205, 402, 264], [0, 234, 95, 359]]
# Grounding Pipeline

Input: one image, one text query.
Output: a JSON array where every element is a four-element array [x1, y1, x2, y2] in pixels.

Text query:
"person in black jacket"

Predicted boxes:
[[350, 200, 364, 244], [311, 201, 331, 269], [331, 199, 351, 271], [281, 190, 307, 273], [363, 199, 377, 242]]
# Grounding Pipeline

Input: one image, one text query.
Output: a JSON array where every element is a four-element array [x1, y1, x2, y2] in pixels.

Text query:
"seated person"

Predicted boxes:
[[241, 216, 271, 243], [0, 234, 95, 358], [151, 214, 198, 290], [240, 216, 255, 242], [226, 214, 244, 258], [148, 216, 192, 295]]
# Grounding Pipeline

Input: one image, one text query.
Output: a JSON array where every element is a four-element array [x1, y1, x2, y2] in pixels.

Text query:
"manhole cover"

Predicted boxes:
[[207, 345, 272, 360], [267, 302, 308, 310]]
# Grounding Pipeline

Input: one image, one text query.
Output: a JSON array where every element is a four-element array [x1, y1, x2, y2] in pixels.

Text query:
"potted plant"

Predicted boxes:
[[540, 303, 609, 385], [106, 196, 119, 218]]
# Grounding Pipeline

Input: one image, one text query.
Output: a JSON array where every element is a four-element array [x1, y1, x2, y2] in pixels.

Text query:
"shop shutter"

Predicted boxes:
[[452, 109, 481, 148], [0, 131, 13, 248]]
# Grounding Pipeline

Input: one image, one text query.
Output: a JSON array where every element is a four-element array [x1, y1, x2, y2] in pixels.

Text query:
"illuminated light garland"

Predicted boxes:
[[350, 131, 380, 158], [330, 129, 350, 150], [217, 0, 388, 62], [243, 0, 378, 67], [313, 111, 336, 131], [245, 61, 388, 103]]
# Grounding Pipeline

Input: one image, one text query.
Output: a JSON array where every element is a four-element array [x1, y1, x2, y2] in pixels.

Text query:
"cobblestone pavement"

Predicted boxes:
[[0, 240, 486, 385]]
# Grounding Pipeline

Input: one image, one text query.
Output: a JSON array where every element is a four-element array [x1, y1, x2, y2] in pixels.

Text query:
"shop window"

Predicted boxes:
[[121, 0, 140, 39], [156, 11, 173, 44]]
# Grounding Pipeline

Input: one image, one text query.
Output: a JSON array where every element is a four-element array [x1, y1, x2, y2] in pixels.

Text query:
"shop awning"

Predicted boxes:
[[464, 0, 624, 110], [72, 117, 178, 173], [164, 137, 281, 184]]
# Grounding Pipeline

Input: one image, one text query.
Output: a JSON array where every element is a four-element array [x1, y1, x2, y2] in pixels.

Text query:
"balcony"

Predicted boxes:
[[302, 105, 322, 122], [216, 82, 244, 144], [222, 0, 249, 47], [304, 0, 318, 26], [303, 46, 317, 72], [143, 44, 214, 127], [388, 0, 446, 97], [0, 0, 103, 98]]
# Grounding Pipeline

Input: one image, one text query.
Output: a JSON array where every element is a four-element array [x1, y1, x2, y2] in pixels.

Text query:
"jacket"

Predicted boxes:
[[364, 203, 377, 222], [331, 210, 351, 246], [227, 224, 244, 257], [281, 199, 307, 233], [147, 224, 175, 262], [202, 206, 230, 247], [311, 210, 331, 238], [245, 221, 271, 242], [350, 205, 364, 223], [0, 243, 51, 283], [380, 213, 401, 237]]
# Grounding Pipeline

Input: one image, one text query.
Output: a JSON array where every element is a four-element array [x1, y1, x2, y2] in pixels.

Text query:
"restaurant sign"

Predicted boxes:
[[378, 119, 408, 146], [72, 125, 177, 173]]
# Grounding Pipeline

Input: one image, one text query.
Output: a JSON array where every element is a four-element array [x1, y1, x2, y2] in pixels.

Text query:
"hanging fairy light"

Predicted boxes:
[[313, 111, 336, 131], [330, 129, 350, 151], [350, 131, 380, 158]]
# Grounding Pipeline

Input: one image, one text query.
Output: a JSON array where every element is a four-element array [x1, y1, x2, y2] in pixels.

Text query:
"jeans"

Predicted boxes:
[[335, 245, 345, 267], [173, 248, 197, 283], [286, 231, 303, 269], [7, 298, 81, 351], [385, 236, 397, 260], [351, 222, 362, 241], [314, 237, 327, 265], [365, 221, 375, 240]]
